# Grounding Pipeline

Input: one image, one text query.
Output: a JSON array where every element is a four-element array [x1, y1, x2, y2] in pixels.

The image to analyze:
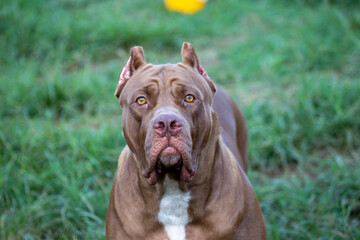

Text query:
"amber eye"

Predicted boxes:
[[185, 94, 195, 103], [136, 97, 146, 105]]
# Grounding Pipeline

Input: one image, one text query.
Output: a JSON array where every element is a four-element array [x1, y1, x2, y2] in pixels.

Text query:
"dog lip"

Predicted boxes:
[[142, 145, 180, 182], [181, 163, 196, 182], [159, 146, 181, 168], [159, 146, 178, 157], [145, 169, 158, 185]]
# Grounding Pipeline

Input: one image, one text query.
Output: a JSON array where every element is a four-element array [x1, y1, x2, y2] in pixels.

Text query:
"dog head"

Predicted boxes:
[[115, 42, 218, 185]]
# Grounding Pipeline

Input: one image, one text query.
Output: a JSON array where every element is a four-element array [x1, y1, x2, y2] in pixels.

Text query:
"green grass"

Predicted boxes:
[[1, 0, 360, 239]]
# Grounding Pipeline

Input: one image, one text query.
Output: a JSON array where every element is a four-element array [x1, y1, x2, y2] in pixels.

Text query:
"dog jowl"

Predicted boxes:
[[106, 42, 267, 240]]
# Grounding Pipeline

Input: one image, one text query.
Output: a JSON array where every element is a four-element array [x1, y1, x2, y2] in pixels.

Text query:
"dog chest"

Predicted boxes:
[[158, 176, 191, 240]]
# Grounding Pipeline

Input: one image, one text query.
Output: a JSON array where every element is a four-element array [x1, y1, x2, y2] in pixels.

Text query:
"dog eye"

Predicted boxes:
[[136, 97, 147, 105], [185, 94, 195, 103]]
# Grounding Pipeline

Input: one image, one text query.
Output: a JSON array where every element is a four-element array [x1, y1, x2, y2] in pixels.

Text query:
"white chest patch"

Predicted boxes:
[[158, 176, 191, 240]]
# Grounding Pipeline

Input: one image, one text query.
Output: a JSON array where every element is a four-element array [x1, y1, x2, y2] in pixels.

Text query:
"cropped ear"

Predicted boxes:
[[115, 46, 146, 99], [181, 42, 216, 94]]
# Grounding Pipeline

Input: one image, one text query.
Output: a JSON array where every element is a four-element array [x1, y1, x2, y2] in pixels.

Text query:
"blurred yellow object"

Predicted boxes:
[[164, 0, 207, 14]]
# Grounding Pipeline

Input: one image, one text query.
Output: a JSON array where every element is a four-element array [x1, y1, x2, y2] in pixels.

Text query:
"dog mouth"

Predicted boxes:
[[158, 146, 181, 168], [143, 144, 195, 185]]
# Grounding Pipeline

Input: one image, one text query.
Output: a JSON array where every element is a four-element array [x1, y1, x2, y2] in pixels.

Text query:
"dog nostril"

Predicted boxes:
[[170, 120, 182, 129], [154, 121, 165, 129]]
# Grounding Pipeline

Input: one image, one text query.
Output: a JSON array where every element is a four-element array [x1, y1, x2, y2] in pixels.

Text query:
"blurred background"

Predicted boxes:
[[1, 0, 360, 239]]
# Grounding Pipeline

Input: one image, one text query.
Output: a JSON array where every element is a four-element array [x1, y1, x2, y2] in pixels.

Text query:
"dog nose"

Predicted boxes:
[[153, 114, 183, 137]]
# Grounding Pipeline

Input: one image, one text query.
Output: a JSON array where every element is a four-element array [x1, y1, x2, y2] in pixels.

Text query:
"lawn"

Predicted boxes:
[[1, 0, 359, 239]]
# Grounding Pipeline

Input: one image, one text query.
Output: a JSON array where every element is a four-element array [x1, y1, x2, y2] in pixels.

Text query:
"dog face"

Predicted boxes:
[[115, 43, 217, 185]]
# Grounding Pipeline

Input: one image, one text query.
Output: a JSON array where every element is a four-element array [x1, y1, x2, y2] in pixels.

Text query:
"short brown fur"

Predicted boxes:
[[107, 43, 266, 239]]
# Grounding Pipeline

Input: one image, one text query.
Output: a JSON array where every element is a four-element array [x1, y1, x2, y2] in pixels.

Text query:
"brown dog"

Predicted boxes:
[[106, 42, 266, 240]]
